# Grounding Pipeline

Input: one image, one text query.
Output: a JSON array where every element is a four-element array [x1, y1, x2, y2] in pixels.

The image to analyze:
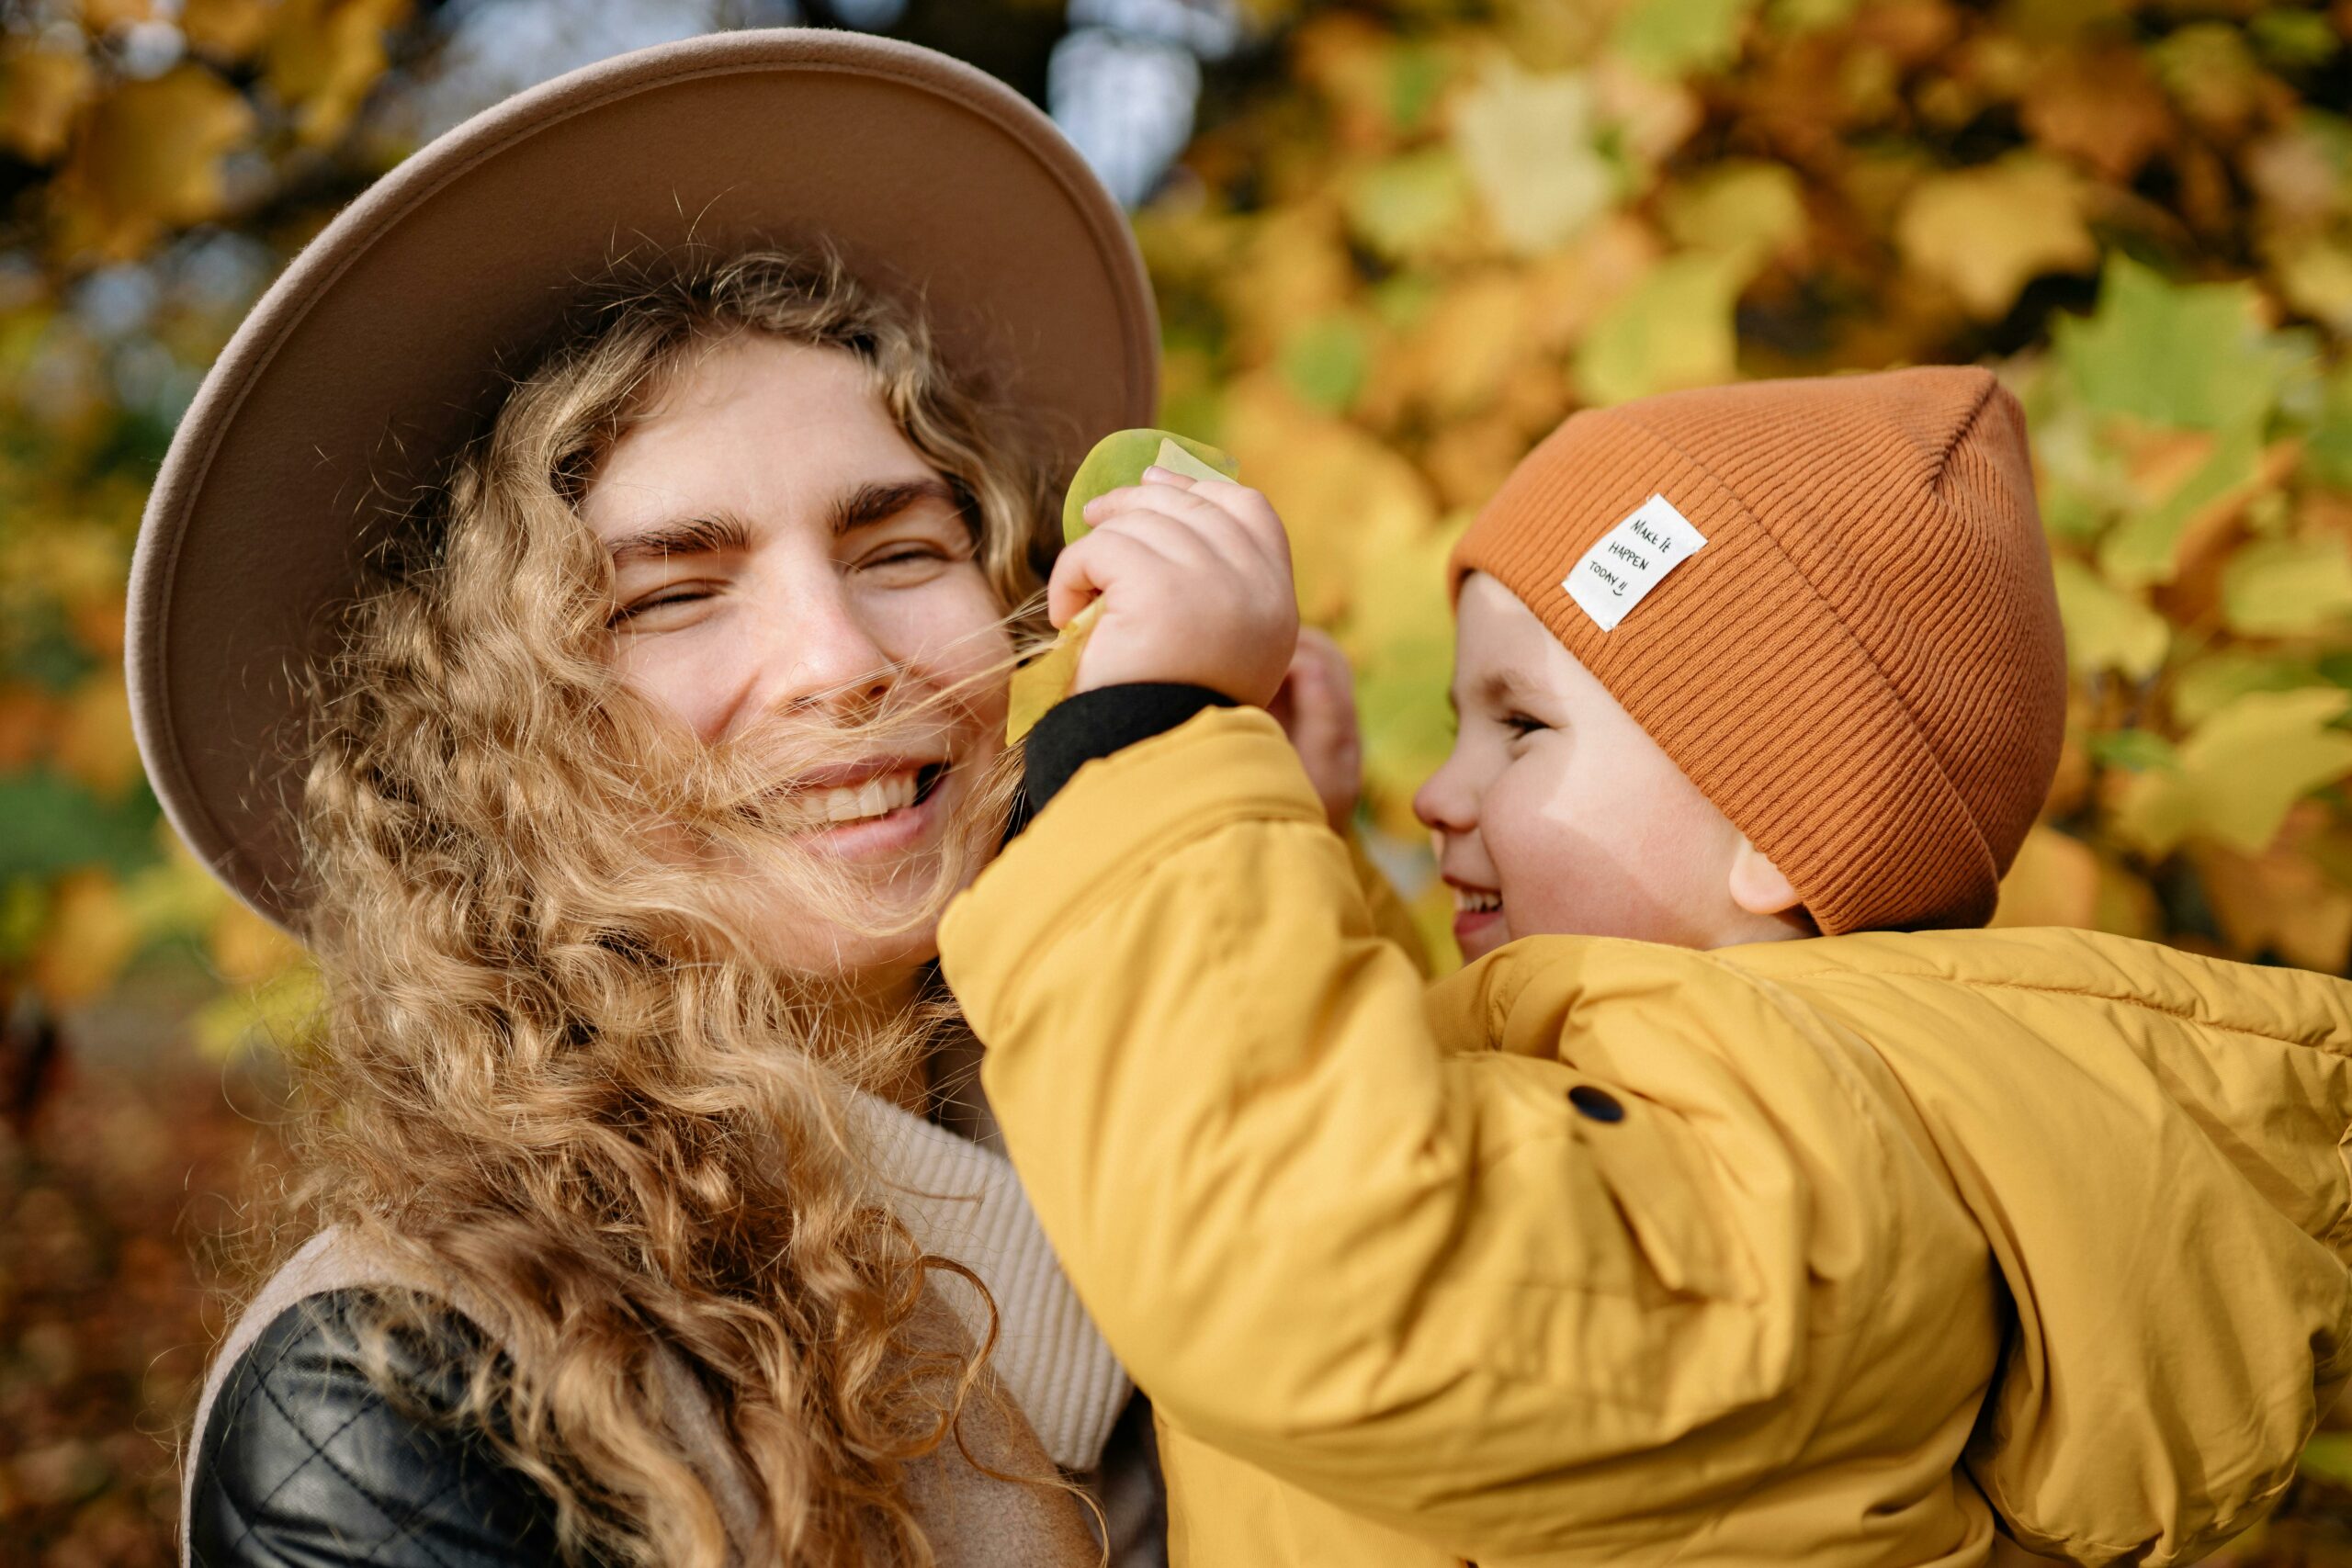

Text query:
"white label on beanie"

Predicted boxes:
[[1564, 494, 1708, 632]]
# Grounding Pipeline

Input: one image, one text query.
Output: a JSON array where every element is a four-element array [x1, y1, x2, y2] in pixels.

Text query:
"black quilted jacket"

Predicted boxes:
[[187, 1289, 579, 1567]]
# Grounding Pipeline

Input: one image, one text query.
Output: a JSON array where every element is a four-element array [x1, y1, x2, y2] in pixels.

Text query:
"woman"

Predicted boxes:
[[133, 32, 1174, 1567]]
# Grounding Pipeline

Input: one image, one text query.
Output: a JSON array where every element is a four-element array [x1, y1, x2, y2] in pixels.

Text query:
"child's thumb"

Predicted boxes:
[[1046, 537, 1108, 630]]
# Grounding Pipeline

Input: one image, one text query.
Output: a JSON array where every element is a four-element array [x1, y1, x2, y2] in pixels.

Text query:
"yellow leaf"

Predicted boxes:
[[1661, 161, 1806, 277], [1221, 373, 1437, 626], [1345, 148, 1475, 263], [183, 0, 281, 62], [1573, 250, 1743, 406], [2193, 827, 2352, 972], [1451, 57, 1615, 255], [1894, 154, 2096, 320], [2115, 689, 2352, 856], [2274, 233, 2352, 336], [51, 670, 141, 799], [1004, 600, 1105, 744], [50, 63, 255, 260], [1991, 825, 2098, 928], [194, 964, 325, 1059], [2050, 556, 2167, 678], [0, 45, 96, 164], [2222, 536, 2352, 637], [31, 869, 139, 1004], [266, 0, 411, 147], [209, 897, 303, 986]]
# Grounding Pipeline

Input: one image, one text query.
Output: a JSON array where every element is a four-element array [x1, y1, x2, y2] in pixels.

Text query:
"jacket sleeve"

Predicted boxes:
[[941, 707, 1880, 1557], [188, 1289, 574, 1568]]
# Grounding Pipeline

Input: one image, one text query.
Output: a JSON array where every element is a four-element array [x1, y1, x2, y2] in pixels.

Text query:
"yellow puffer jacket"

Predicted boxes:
[[938, 709, 2352, 1567]]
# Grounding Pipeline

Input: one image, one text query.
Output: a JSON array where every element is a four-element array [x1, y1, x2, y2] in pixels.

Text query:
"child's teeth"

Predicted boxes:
[[1453, 887, 1501, 914], [819, 770, 918, 823]]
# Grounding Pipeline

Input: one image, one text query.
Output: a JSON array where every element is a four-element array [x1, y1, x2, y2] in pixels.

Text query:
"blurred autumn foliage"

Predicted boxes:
[[6, 0, 2352, 1562]]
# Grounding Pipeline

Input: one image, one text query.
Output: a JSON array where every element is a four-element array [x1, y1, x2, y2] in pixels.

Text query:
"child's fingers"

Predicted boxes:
[[1087, 483, 1280, 574], [1046, 526, 1185, 628]]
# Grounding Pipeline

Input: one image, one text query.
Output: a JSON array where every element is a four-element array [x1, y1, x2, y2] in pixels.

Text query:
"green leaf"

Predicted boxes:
[[0, 770, 162, 880], [1611, 0, 1758, 78], [1345, 149, 1473, 263], [2098, 416, 2263, 586], [1574, 251, 1745, 406], [1280, 315, 1371, 414], [2088, 728, 2177, 773], [2172, 651, 2325, 729], [2222, 536, 2352, 637], [2056, 256, 2299, 432], [2051, 556, 2168, 677], [2115, 689, 2352, 856]]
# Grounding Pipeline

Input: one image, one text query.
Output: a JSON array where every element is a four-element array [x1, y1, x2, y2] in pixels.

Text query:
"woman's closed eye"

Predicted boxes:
[[610, 581, 719, 628]]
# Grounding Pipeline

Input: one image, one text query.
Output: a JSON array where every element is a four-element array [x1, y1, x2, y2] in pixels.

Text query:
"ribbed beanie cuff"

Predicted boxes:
[[1451, 367, 2067, 935]]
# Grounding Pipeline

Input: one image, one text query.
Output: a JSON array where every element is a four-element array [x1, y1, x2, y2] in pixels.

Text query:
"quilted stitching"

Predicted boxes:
[[187, 1290, 573, 1568]]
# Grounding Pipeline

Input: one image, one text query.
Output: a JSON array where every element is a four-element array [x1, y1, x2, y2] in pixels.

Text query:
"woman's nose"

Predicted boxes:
[[747, 573, 897, 720]]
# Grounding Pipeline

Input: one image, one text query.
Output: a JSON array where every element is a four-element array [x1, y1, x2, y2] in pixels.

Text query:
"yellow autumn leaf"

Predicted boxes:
[[2050, 556, 2168, 678], [1660, 161, 1806, 277], [0, 44, 96, 164], [209, 897, 305, 986], [1991, 824, 2099, 929], [1004, 600, 1105, 745], [1894, 154, 2097, 320], [2222, 535, 2352, 637], [182, 0, 278, 62], [31, 869, 140, 1004], [1573, 250, 1743, 406], [1450, 57, 1615, 255], [2115, 688, 2352, 857], [1220, 372, 1437, 626], [266, 0, 411, 147], [1345, 148, 1475, 263], [2192, 829, 2352, 972], [193, 964, 325, 1059], [51, 669, 141, 799], [50, 63, 255, 260]]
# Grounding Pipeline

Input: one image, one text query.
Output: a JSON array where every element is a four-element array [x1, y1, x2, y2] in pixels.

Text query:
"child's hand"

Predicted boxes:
[[1269, 627, 1363, 833], [1053, 467, 1299, 707]]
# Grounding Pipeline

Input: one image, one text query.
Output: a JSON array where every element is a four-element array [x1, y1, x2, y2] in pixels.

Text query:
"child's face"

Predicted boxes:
[[1415, 572, 1804, 960]]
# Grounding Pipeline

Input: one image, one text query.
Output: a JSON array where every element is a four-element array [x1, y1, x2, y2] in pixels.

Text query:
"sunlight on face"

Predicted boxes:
[[581, 335, 1013, 990], [1414, 572, 1792, 960]]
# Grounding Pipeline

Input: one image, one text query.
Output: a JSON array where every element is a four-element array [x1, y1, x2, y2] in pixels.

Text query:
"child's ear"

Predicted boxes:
[[1727, 838, 1804, 917]]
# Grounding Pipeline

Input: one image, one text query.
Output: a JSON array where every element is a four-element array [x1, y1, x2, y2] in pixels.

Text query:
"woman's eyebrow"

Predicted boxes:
[[606, 513, 749, 566], [829, 477, 961, 536]]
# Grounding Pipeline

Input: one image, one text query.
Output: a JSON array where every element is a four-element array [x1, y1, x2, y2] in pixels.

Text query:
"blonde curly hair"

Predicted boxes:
[[274, 248, 1058, 1566]]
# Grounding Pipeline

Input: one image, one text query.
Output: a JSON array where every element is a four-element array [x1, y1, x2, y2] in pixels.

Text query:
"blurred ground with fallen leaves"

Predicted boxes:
[[7, 0, 2352, 1562]]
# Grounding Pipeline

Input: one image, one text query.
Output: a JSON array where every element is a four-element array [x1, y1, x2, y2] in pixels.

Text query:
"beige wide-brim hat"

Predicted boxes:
[[127, 28, 1158, 933]]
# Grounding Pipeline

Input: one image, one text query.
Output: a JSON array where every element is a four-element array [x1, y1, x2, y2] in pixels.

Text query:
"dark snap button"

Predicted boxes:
[[1568, 1085, 1625, 1123]]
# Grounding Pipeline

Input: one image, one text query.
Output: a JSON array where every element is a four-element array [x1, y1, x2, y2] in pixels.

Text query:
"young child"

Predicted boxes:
[[938, 367, 2352, 1567]]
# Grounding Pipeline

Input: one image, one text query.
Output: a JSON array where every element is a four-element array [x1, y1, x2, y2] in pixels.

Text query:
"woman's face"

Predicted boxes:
[[581, 334, 1013, 990]]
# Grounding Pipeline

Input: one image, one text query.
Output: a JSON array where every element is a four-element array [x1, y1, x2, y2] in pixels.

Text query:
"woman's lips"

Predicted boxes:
[[799, 761, 953, 860]]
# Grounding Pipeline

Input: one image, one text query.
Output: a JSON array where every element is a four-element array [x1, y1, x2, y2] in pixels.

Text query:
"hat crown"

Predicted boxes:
[[1455, 367, 2067, 933]]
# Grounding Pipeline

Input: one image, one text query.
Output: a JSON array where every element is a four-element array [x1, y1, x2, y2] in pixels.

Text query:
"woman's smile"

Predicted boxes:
[[791, 757, 958, 859]]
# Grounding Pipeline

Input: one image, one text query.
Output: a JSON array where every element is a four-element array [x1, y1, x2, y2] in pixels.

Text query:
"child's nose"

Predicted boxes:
[[1413, 766, 1473, 837]]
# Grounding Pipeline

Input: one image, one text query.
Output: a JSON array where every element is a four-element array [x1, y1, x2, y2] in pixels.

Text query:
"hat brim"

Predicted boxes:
[[127, 28, 1159, 932]]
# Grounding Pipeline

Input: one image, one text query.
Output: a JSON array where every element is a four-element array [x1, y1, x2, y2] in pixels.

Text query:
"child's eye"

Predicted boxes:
[[1501, 711, 1547, 737]]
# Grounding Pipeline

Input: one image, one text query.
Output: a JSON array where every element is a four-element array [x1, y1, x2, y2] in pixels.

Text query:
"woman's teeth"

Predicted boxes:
[[817, 769, 920, 824], [1453, 886, 1501, 915]]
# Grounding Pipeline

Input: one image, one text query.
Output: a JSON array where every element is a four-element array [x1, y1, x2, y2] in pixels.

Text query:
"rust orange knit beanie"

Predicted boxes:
[[1451, 366, 2066, 934]]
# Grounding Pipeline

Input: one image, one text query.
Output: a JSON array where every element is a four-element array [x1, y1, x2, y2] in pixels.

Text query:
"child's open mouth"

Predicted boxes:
[[1450, 882, 1504, 947]]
